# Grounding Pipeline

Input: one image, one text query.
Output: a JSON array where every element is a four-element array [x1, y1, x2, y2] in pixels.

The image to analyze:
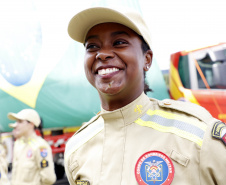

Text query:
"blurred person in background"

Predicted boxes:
[[0, 132, 10, 185], [8, 109, 56, 185]]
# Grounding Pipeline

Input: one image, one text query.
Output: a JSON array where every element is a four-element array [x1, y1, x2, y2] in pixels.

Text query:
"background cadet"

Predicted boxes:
[[64, 6, 226, 185], [8, 109, 56, 185], [0, 133, 10, 185]]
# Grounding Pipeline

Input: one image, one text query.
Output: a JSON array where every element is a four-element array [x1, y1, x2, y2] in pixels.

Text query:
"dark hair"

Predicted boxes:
[[139, 35, 152, 94], [35, 117, 44, 138], [140, 36, 150, 54]]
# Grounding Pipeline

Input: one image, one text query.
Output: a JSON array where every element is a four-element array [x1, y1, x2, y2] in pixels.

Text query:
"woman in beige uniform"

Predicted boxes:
[[64, 6, 226, 185], [8, 109, 56, 185]]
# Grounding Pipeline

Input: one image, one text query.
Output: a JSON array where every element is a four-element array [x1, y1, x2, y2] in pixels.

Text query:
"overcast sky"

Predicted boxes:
[[139, 0, 226, 69]]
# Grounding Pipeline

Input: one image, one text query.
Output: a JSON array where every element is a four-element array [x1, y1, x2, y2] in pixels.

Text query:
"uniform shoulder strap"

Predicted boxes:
[[156, 98, 213, 124]]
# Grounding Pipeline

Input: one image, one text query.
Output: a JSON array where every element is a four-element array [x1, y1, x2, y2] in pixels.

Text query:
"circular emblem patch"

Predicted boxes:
[[135, 151, 174, 185]]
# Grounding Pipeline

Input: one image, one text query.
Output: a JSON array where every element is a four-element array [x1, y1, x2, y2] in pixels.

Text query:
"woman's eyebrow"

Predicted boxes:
[[111, 31, 130, 37], [85, 31, 130, 44], [84, 35, 98, 44]]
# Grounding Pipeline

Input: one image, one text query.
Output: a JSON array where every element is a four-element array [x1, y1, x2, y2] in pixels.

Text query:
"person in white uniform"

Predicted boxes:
[[8, 109, 56, 185]]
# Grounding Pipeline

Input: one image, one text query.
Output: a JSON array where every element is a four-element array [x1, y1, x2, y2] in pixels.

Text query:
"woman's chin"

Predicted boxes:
[[98, 86, 121, 96]]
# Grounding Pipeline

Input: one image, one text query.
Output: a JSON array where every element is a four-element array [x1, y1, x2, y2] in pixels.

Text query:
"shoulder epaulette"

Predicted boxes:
[[134, 98, 212, 147], [156, 99, 213, 124], [28, 138, 39, 149]]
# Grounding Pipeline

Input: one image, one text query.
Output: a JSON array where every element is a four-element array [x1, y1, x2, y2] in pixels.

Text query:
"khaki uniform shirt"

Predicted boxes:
[[64, 92, 226, 185], [0, 143, 10, 185], [12, 133, 56, 185]]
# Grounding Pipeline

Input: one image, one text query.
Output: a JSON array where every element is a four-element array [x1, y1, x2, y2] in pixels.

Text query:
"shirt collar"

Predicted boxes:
[[100, 92, 151, 125]]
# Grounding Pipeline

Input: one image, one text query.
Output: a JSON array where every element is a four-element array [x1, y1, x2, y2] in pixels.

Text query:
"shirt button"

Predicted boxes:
[[163, 100, 171, 105]]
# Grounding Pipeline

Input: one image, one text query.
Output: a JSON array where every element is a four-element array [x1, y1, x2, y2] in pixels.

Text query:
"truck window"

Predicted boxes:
[[178, 55, 191, 89], [196, 57, 214, 89], [195, 49, 226, 89]]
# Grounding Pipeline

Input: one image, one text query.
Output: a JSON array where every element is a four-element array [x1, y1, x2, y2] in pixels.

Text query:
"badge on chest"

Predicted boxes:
[[75, 180, 90, 185], [135, 151, 174, 185]]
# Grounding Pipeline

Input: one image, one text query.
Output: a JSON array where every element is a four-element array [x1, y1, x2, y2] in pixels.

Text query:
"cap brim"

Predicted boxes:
[[7, 113, 21, 121], [68, 7, 141, 44]]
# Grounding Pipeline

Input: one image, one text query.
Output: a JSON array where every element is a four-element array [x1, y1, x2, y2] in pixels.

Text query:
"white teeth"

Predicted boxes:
[[98, 68, 119, 75]]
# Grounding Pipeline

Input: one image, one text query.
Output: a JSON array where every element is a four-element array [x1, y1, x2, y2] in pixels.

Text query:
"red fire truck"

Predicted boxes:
[[169, 43, 226, 123]]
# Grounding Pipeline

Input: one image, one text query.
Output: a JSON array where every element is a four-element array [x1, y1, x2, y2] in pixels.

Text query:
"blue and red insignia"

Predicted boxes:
[[135, 151, 174, 185], [27, 149, 33, 158], [40, 148, 48, 158], [212, 122, 226, 146]]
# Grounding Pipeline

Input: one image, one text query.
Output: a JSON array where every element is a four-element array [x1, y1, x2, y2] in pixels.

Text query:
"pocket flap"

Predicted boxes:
[[69, 160, 79, 173], [170, 150, 189, 167]]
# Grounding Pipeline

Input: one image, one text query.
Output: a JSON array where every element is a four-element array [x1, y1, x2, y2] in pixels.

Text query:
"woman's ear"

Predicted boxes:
[[143, 50, 153, 71]]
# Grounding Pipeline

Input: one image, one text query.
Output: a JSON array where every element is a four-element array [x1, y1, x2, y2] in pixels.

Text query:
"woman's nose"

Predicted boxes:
[[96, 49, 114, 61]]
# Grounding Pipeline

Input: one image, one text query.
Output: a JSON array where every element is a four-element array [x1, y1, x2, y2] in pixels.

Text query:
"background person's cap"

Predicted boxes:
[[68, 7, 152, 48], [8, 109, 41, 127]]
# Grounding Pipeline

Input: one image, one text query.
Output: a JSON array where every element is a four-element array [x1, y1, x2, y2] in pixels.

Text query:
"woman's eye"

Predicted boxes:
[[86, 44, 99, 51], [113, 40, 128, 46]]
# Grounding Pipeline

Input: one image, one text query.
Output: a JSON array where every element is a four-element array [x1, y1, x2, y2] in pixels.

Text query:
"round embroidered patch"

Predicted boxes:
[[135, 151, 174, 185]]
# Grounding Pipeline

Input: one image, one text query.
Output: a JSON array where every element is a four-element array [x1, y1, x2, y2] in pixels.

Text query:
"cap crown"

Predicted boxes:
[[68, 7, 151, 48], [8, 109, 41, 127]]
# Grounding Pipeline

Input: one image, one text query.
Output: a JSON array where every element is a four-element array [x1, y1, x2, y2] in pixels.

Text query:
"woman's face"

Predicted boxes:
[[84, 23, 152, 107]]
